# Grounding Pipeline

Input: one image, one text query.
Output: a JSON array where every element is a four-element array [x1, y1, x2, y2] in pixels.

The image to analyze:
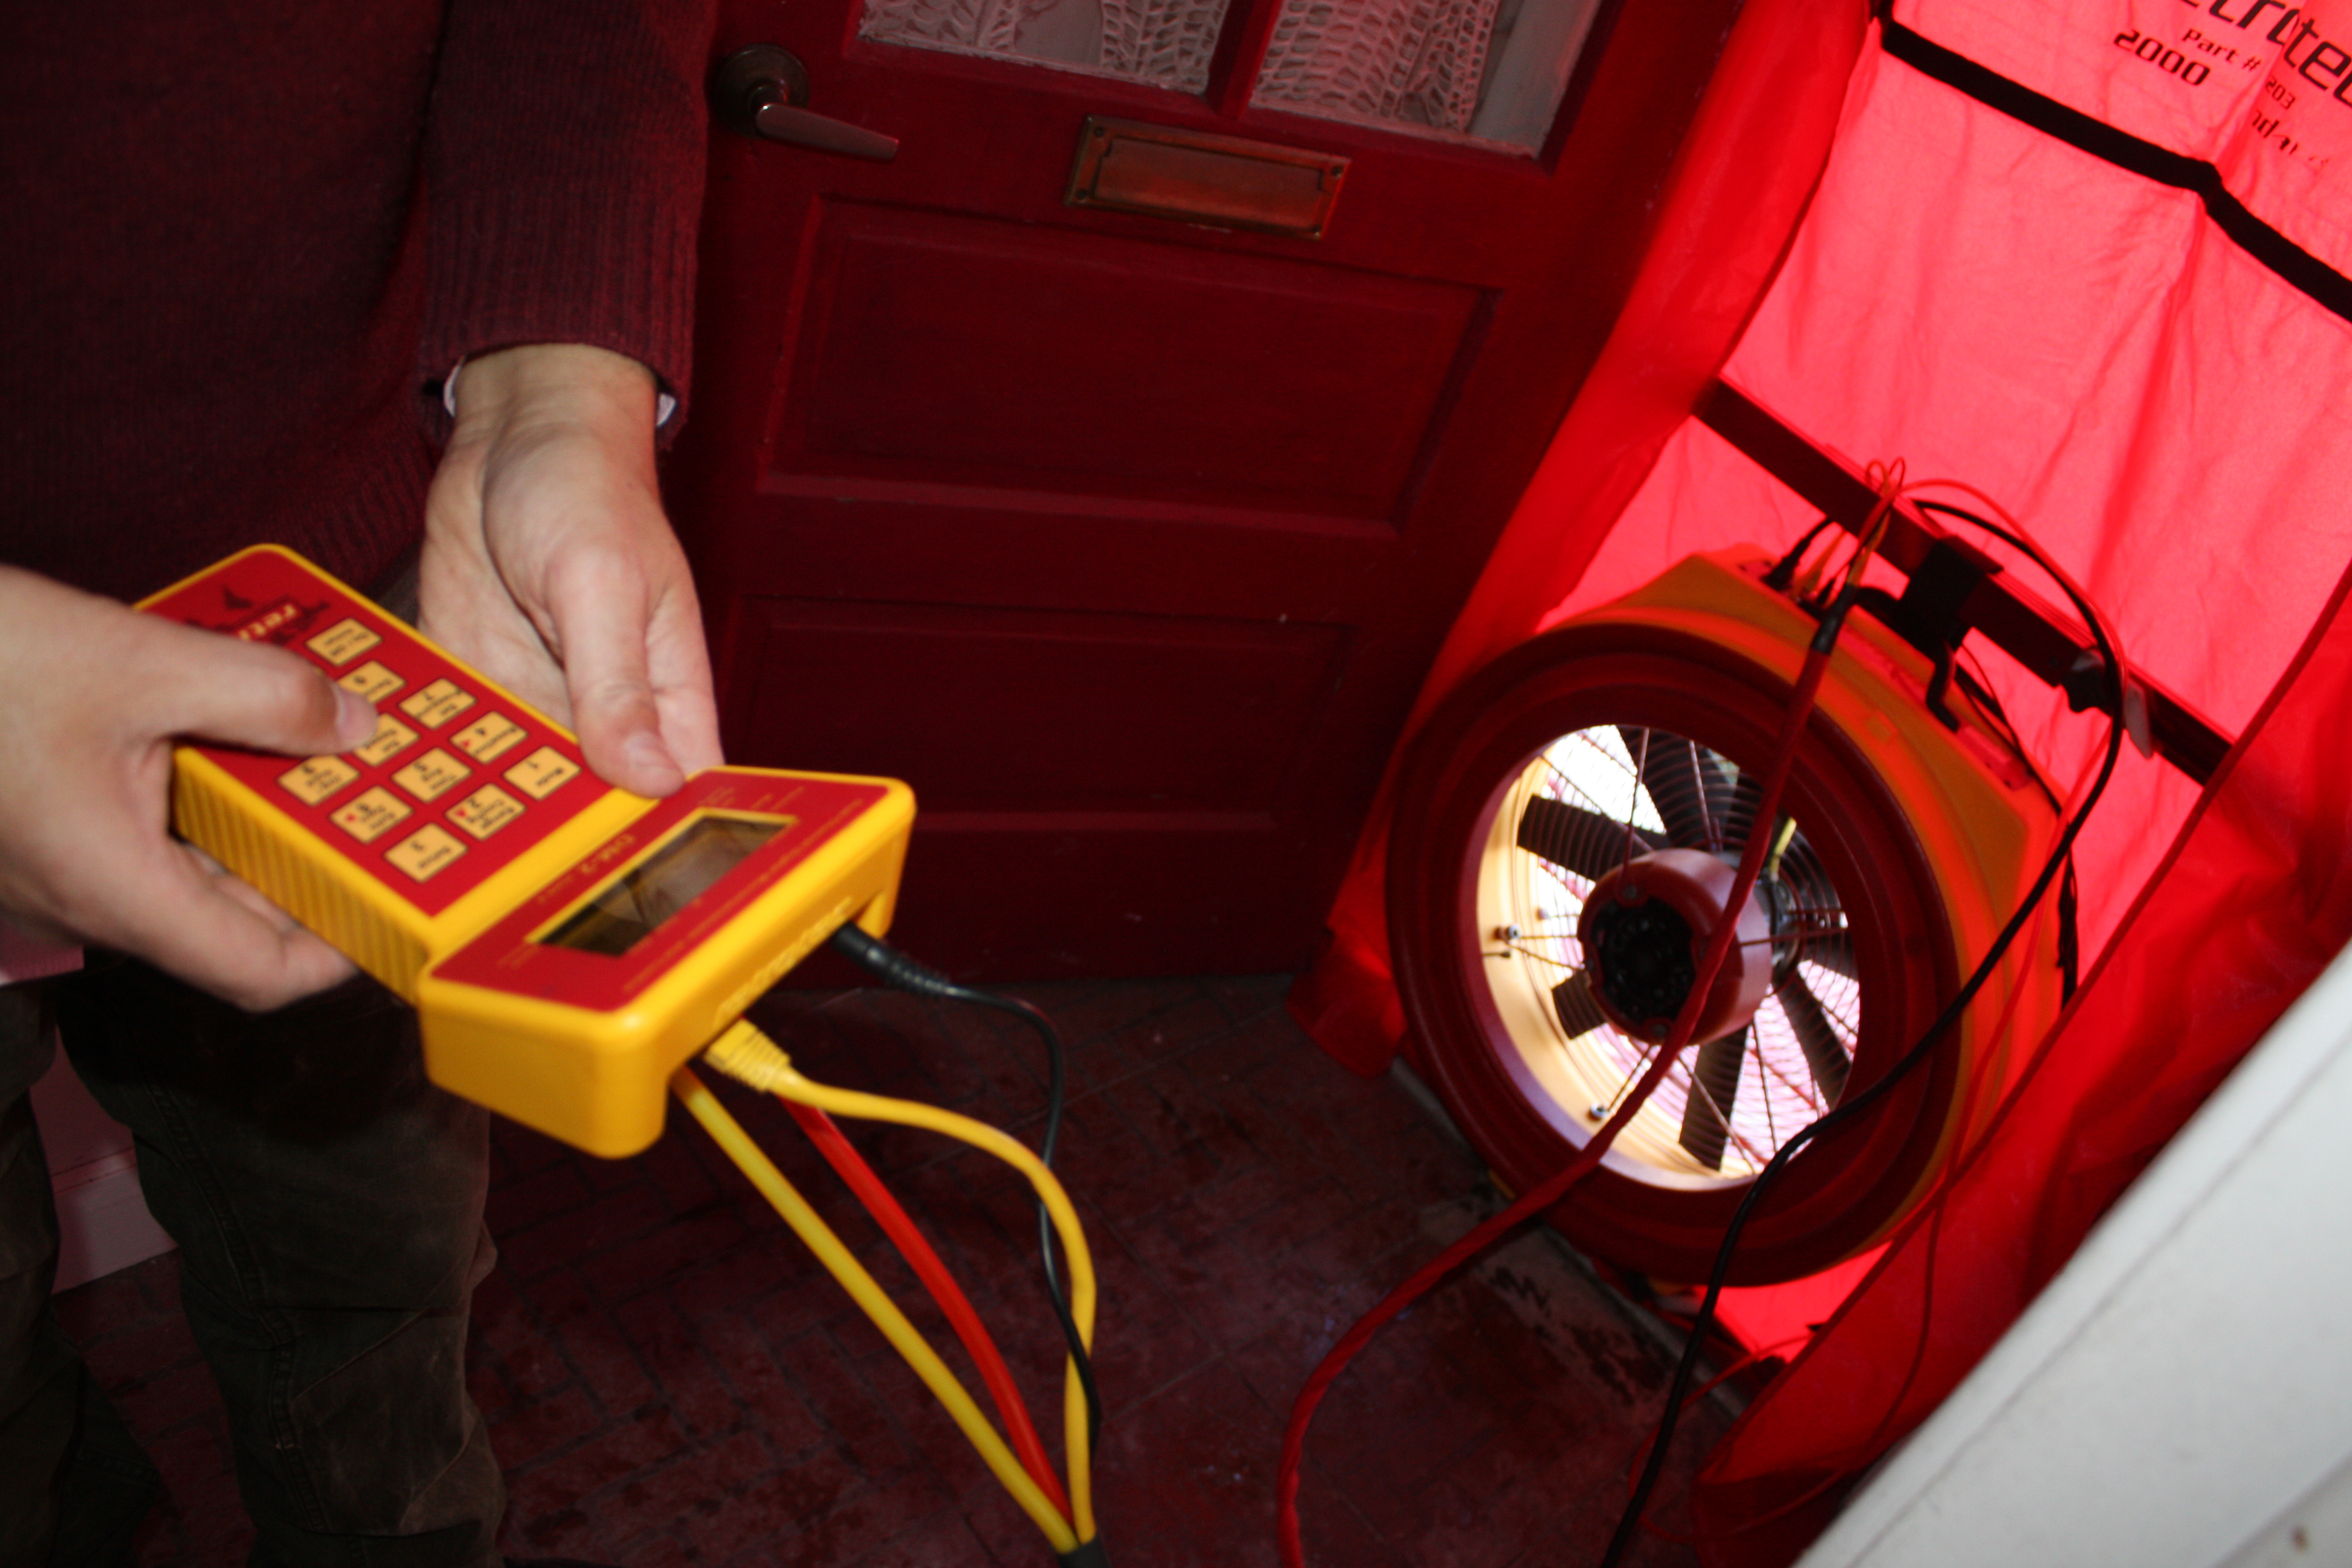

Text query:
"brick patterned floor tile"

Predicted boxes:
[[467, 1355, 514, 1420], [498, 1181, 669, 1280], [581, 1205, 755, 1306], [700, 1309, 831, 1457], [592, 1426, 780, 1547], [488, 1384, 605, 1471], [485, 1157, 594, 1234], [780, 1329, 922, 1478], [488, 1326, 578, 1404], [508, 1405, 689, 1525], [1092, 1358, 1288, 1568], [56, 976, 1725, 1568], [846, 1502, 1014, 1568], [1204, 973, 1295, 1028], [748, 1463, 957, 1567], [614, 1291, 750, 1439]]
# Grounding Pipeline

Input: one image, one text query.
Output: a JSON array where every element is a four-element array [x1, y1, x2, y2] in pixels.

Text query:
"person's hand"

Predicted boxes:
[[420, 342, 721, 797], [0, 568, 379, 1010]]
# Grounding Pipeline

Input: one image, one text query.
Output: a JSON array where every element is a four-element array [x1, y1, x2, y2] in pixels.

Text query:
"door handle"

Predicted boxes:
[[711, 45, 900, 163]]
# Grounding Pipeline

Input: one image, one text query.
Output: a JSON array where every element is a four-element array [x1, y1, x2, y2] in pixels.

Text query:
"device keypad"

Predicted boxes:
[[393, 749, 471, 803], [385, 824, 466, 882], [447, 785, 525, 840], [452, 713, 527, 765], [399, 678, 477, 730], [141, 550, 609, 916], [333, 787, 413, 844], [340, 661, 405, 704], [278, 756, 360, 807], [306, 619, 382, 666], [325, 662, 579, 890], [355, 715, 419, 767], [504, 748, 580, 801]]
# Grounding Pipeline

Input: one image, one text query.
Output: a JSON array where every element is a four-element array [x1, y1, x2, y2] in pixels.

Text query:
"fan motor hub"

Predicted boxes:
[[1578, 848, 1774, 1043]]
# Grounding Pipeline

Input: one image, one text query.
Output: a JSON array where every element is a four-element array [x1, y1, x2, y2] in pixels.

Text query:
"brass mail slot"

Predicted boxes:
[[1066, 117, 1347, 239]]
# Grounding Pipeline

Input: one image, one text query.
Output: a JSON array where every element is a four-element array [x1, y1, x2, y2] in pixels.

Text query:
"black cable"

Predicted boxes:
[[824, 924, 1104, 1459], [1599, 512, 2126, 1565], [1762, 515, 1842, 592], [1951, 642, 2079, 1001]]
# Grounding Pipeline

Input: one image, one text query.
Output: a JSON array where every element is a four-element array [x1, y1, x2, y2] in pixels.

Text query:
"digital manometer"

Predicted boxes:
[[139, 547, 915, 1158]]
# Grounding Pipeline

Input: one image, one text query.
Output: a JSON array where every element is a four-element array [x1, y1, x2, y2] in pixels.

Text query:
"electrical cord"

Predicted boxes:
[[1597, 499, 2128, 1566], [826, 924, 1105, 1462], [780, 1097, 1070, 1516], [699, 1019, 1104, 1547], [668, 1064, 1082, 1553]]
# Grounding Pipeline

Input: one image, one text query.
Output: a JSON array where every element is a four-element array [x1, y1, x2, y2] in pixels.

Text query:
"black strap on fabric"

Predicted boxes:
[[1879, 12, 2352, 325]]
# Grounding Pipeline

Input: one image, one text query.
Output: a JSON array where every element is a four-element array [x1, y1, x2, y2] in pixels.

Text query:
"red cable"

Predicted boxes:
[[1276, 643, 1838, 1568], [782, 1098, 1072, 1520]]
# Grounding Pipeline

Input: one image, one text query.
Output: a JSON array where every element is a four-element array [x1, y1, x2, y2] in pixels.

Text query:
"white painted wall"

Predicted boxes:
[[1798, 938, 2352, 1568]]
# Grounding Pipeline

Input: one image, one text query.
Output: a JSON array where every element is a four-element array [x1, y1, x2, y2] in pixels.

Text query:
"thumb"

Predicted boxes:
[[549, 576, 688, 798]]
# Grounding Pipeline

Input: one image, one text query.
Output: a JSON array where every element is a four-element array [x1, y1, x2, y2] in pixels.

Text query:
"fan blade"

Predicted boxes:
[[1678, 1027, 1747, 1170], [1801, 925, 1856, 981], [1775, 970, 1850, 1106], [1721, 771, 1766, 861], [1518, 796, 1653, 881], [1624, 731, 1726, 851], [1551, 970, 1607, 1039]]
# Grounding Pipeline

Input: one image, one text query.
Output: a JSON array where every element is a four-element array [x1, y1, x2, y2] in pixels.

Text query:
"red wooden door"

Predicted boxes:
[[668, 0, 1741, 979]]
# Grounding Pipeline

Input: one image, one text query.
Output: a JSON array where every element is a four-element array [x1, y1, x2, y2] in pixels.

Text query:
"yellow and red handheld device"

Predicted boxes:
[[138, 547, 915, 1158]]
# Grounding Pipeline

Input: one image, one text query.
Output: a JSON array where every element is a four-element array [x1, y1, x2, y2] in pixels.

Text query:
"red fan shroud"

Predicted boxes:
[[1387, 548, 2065, 1284]]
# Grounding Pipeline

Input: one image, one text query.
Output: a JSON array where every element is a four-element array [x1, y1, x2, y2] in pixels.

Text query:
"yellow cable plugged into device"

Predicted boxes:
[[693, 1019, 1103, 1550], [668, 1065, 1082, 1555]]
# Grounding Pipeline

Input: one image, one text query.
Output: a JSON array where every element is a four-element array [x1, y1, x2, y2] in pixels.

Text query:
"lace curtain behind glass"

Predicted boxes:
[[862, 0, 1228, 92], [1254, 0, 1505, 133]]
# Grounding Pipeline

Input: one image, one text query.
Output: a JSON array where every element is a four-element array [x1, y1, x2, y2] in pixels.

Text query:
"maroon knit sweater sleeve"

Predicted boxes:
[[420, 0, 718, 429]]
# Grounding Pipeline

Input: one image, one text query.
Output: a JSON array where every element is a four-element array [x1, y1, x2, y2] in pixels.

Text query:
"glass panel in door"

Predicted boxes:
[[1251, 0, 1610, 150], [859, 0, 1238, 92]]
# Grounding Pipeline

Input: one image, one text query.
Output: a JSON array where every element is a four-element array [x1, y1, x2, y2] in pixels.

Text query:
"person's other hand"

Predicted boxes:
[[420, 342, 722, 797], [0, 568, 378, 1009]]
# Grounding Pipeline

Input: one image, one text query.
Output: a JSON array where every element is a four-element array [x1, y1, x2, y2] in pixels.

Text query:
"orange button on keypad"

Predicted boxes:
[[451, 712, 527, 765], [331, 787, 412, 844], [306, 619, 382, 667], [339, 661, 404, 704], [399, 679, 476, 730], [355, 715, 418, 767], [504, 747, 580, 801], [277, 756, 358, 807], [447, 785, 526, 841], [393, 748, 470, 803], [385, 825, 466, 883]]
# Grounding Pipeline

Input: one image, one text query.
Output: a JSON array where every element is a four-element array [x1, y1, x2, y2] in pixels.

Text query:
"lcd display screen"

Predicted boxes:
[[538, 814, 786, 956]]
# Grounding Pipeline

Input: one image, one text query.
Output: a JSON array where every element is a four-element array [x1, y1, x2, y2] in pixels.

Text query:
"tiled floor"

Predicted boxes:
[[55, 976, 1732, 1567]]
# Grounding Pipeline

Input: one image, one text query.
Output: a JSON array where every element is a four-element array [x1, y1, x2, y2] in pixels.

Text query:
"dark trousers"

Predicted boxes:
[[0, 961, 503, 1568]]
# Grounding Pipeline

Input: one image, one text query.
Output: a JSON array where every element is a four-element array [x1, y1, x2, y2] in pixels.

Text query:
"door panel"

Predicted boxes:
[[733, 598, 1346, 813], [670, 0, 1743, 978], [774, 203, 1485, 523]]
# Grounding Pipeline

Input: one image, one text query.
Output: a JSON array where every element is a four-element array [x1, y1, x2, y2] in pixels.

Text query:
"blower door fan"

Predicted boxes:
[[1387, 549, 2064, 1285]]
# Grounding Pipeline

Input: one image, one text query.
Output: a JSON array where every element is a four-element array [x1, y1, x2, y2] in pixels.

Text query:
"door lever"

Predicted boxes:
[[712, 45, 900, 163]]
